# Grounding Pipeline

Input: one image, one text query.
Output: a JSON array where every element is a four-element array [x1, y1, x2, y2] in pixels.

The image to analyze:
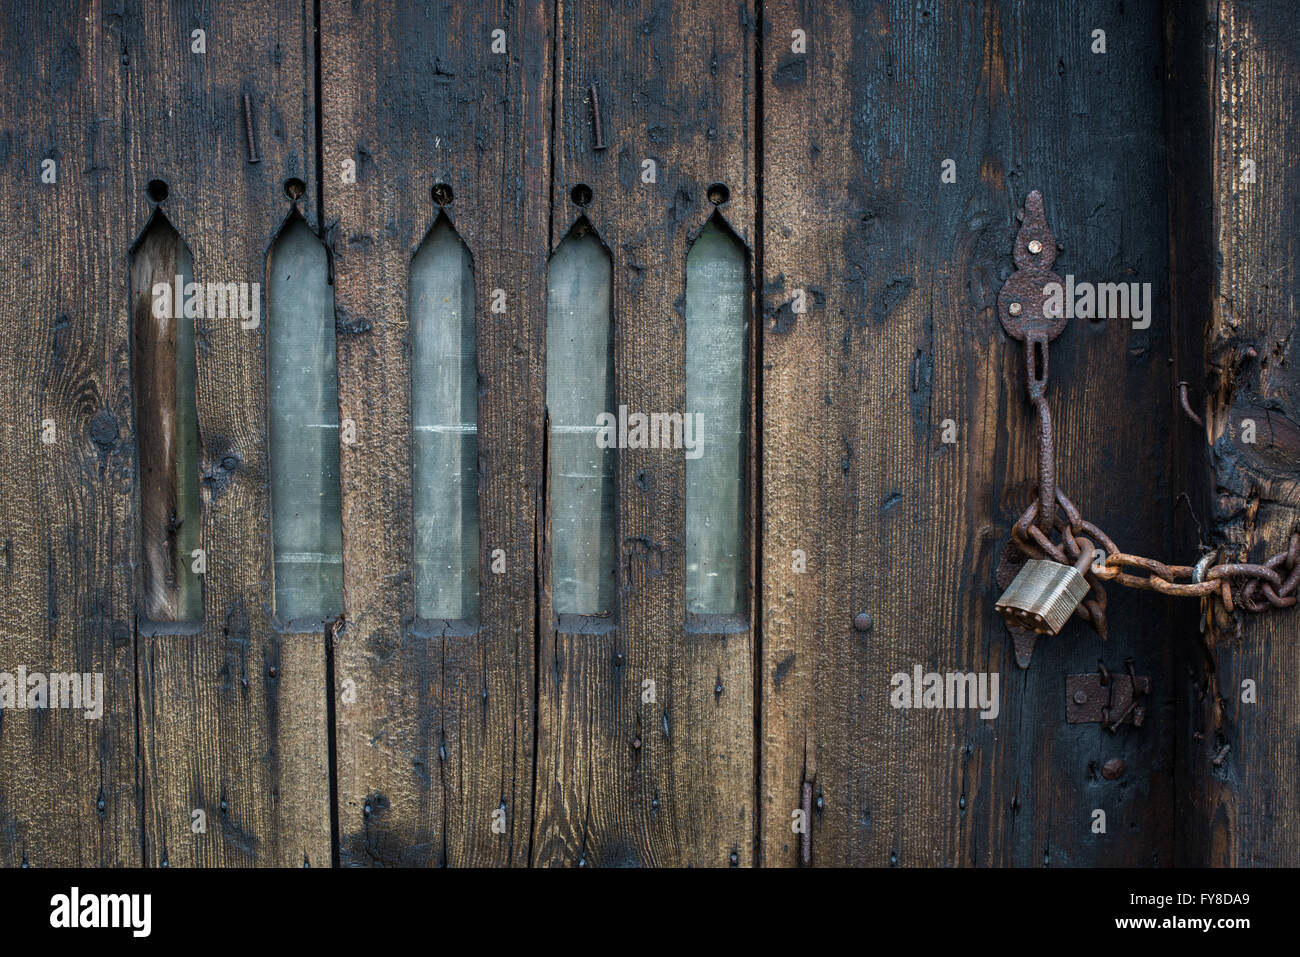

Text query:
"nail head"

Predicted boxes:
[[853, 611, 873, 633]]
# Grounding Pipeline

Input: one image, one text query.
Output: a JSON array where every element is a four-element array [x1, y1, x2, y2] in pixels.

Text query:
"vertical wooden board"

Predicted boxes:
[[321, 0, 549, 866], [533, 0, 756, 867], [1182, 0, 1300, 866], [1163, 0, 1220, 868], [761, 0, 1174, 866], [122, 0, 330, 866], [0, 0, 139, 866]]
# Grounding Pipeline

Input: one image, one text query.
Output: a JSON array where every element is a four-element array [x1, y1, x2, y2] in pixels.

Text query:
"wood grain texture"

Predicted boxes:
[[1180, 0, 1300, 867], [122, 0, 331, 866], [761, 0, 1175, 866], [0, 0, 140, 867], [321, 0, 550, 866], [532, 0, 756, 867]]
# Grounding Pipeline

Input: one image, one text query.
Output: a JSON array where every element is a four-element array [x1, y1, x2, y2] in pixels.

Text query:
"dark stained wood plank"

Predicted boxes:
[[532, 0, 756, 867], [761, 0, 1174, 866], [321, 0, 550, 866], [1178, 0, 1300, 867], [121, 0, 331, 866], [0, 0, 140, 867]]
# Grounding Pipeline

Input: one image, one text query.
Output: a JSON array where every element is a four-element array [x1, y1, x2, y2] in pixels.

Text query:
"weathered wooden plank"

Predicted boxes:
[[321, 0, 550, 866], [0, 0, 139, 866], [1178, 0, 1300, 867], [761, 0, 1174, 866], [122, 0, 331, 866], [532, 0, 756, 867]]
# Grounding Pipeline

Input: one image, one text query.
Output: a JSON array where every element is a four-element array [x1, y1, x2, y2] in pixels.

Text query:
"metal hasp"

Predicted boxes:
[[995, 190, 1076, 667], [1067, 661, 1150, 732]]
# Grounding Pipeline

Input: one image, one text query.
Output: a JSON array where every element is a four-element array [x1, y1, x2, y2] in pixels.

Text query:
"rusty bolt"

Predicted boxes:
[[1073, 689, 1088, 705], [1008, 302, 1023, 316], [1101, 758, 1126, 780], [853, 611, 873, 633], [1027, 239, 1043, 255]]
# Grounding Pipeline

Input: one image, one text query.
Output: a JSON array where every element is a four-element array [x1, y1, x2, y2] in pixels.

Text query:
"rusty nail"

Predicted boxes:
[[1008, 301, 1022, 316], [1073, 689, 1088, 704], [1178, 381, 1204, 428], [800, 780, 812, 865], [243, 93, 260, 164], [589, 83, 606, 151], [853, 611, 873, 633], [268, 665, 278, 678], [1027, 239, 1043, 254], [1101, 758, 1125, 780]]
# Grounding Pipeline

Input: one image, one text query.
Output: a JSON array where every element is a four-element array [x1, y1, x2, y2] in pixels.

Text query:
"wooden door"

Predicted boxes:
[[1, 0, 1298, 869]]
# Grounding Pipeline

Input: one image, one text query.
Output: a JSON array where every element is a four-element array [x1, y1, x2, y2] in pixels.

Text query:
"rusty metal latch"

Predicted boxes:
[[1067, 660, 1150, 731], [995, 191, 1299, 670]]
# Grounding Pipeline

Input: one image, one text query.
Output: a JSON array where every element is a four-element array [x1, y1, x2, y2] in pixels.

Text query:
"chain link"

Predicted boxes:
[[1001, 190, 1297, 636], [1008, 336, 1299, 635]]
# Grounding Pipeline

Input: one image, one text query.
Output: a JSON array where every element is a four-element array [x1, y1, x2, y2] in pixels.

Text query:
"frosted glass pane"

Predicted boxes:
[[131, 214, 202, 622], [411, 219, 478, 620], [546, 225, 616, 616], [685, 219, 746, 615], [268, 217, 343, 621]]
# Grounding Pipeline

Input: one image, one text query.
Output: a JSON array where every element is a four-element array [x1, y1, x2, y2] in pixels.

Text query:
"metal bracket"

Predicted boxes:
[[1066, 664, 1150, 730], [998, 190, 1065, 346]]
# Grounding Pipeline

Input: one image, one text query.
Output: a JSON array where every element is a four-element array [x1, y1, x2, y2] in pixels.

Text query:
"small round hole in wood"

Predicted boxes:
[[570, 183, 592, 206], [283, 177, 306, 201], [432, 182, 454, 206], [146, 179, 169, 203], [707, 182, 730, 205]]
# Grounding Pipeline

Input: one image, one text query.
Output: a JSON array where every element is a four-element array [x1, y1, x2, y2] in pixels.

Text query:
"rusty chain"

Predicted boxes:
[[1001, 191, 1299, 639]]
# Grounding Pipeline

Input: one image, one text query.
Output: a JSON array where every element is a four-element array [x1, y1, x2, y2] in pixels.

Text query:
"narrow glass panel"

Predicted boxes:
[[546, 222, 615, 616], [131, 213, 202, 621], [268, 216, 343, 621], [411, 218, 478, 619], [685, 218, 747, 615]]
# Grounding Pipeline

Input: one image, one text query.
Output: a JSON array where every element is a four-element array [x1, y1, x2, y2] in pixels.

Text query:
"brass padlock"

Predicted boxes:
[[995, 539, 1102, 635]]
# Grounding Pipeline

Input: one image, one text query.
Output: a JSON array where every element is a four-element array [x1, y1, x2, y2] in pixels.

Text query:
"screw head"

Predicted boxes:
[[1073, 689, 1088, 704], [1008, 301, 1023, 316], [853, 611, 873, 633], [1027, 239, 1043, 255]]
